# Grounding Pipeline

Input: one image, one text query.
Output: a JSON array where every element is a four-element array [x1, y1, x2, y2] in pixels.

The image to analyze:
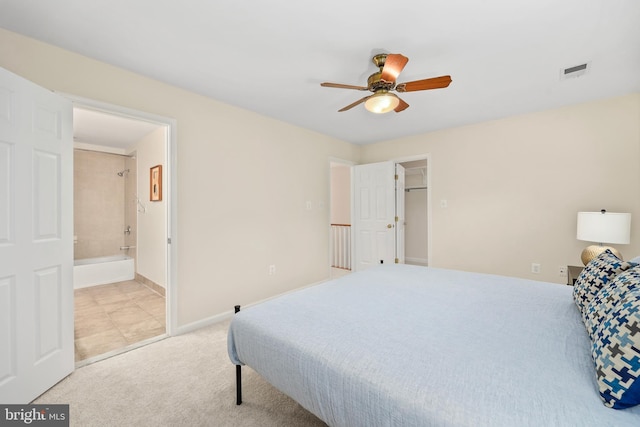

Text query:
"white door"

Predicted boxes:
[[0, 67, 74, 403], [353, 161, 396, 271], [395, 164, 406, 264]]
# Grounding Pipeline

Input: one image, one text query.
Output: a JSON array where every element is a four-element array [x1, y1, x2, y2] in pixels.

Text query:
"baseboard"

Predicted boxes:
[[174, 278, 328, 336], [175, 310, 235, 336], [405, 257, 428, 266], [136, 273, 165, 297]]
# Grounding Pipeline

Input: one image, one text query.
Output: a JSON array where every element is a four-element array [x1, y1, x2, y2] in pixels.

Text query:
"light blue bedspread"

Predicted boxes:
[[228, 264, 640, 426]]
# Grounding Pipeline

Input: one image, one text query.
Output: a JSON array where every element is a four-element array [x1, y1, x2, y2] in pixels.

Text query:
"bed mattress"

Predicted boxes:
[[228, 264, 640, 426]]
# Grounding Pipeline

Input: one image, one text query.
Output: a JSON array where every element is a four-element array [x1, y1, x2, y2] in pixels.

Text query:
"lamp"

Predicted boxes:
[[577, 210, 631, 265], [365, 91, 399, 114]]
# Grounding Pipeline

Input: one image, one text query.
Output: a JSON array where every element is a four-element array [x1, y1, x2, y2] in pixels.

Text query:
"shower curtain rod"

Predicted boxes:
[[73, 148, 135, 158]]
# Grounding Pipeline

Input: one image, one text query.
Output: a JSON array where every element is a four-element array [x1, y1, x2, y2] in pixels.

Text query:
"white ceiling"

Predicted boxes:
[[1, 0, 639, 145]]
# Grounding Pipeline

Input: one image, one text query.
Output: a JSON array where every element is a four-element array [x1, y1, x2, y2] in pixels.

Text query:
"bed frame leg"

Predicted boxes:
[[234, 304, 242, 405], [236, 364, 242, 405]]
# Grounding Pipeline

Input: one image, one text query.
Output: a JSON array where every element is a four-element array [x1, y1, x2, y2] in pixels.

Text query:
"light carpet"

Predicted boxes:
[[35, 320, 327, 427]]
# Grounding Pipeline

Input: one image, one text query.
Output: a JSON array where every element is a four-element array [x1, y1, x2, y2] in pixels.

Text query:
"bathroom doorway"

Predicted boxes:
[[71, 99, 176, 365]]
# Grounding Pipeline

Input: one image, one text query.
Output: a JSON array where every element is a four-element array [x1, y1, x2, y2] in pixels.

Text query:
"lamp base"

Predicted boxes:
[[581, 245, 622, 266]]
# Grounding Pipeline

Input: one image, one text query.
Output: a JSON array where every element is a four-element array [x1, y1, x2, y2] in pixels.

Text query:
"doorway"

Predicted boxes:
[[398, 159, 429, 266], [70, 99, 176, 365], [335, 155, 430, 273], [329, 159, 354, 279]]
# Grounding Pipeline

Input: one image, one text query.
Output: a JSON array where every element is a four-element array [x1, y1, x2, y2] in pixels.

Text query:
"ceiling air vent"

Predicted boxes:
[[560, 62, 590, 80]]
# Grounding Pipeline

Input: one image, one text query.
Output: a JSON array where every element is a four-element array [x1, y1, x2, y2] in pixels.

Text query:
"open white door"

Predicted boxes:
[[395, 164, 405, 264], [353, 161, 396, 271], [0, 67, 74, 403]]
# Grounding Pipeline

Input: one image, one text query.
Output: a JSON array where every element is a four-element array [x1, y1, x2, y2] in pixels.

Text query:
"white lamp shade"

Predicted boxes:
[[364, 92, 399, 114], [576, 211, 631, 244]]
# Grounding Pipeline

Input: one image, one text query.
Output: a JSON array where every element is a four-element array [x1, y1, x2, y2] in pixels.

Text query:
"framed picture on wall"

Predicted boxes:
[[150, 165, 162, 201]]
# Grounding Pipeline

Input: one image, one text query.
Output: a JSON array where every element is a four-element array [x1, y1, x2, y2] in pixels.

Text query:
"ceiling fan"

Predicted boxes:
[[321, 53, 452, 114]]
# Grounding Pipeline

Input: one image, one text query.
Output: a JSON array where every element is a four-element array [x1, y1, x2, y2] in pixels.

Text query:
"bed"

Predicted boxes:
[[228, 263, 640, 426]]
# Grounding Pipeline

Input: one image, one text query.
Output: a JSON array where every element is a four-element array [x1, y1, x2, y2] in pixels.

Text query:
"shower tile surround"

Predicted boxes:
[[123, 154, 137, 265], [74, 279, 165, 362], [74, 150, 131, 260]]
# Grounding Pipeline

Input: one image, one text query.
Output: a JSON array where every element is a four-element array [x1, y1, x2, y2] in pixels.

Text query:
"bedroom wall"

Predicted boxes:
[[361, 93, 640, 284], [0, 28, 360, 328]]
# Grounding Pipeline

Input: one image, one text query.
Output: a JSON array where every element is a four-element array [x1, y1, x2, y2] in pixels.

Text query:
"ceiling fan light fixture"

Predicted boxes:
[[364, 92, 399, 114]]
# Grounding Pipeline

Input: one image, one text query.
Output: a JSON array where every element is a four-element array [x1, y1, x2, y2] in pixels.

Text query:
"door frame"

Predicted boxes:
[[60, 93, 178, 336]]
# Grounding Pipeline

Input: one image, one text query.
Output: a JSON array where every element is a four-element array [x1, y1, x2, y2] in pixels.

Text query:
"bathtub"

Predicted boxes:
[[74, 255, 135, 289]]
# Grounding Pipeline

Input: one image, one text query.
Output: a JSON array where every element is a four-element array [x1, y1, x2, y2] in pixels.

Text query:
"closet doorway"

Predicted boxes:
[[398, 158, 429, 266]]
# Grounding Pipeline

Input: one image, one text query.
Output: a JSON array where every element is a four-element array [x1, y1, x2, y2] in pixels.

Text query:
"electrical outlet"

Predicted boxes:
[[558, 266, 567, 276], [531, 263, 541, 274], [268, 265, 276, 275]]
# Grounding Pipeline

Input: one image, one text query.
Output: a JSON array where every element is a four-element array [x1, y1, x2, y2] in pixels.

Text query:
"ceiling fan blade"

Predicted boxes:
[[394, 97, 409, 113], [321, 82, 369, 91], [380, 54, 409, 83], [338, 95, 372, 112], [395, 75, 452, 92]]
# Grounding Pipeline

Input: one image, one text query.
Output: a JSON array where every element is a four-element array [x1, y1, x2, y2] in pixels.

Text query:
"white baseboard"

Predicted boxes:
[[174, 278, 328, 336], [405, 257, 428, 266]]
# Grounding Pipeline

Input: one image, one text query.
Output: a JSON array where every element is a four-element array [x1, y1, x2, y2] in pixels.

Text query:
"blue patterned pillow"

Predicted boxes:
[[583, 267, 640, 340], [591, 287, 640, 408], [573, 250, 636, 315]]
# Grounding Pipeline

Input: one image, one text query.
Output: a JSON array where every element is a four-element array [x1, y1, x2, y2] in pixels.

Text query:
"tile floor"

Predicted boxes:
[[74, 280, 166, 362]]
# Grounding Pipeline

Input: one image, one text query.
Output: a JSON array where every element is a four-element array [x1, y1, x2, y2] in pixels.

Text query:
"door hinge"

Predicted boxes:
[[394, 174, 398, 180], [395, 258, 399, 263], [167, 238, 172, 244], [395, 216, 398, 222]]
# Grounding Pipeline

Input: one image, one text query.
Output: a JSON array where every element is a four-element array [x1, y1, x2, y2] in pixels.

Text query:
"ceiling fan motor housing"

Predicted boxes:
[[367, 72, 395, 92]]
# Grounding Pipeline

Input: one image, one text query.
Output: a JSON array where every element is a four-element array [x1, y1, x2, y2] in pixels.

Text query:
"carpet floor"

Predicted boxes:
[[35, 320, 327, 427]]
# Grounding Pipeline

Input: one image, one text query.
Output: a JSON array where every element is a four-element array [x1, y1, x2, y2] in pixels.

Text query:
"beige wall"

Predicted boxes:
[[0, 29, 360, 328], [330, 164, 351, 225], [361, 93, 640, 283], [73, 150, 125, 259]]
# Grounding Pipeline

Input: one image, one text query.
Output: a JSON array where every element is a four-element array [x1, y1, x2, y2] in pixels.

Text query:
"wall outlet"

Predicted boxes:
[[558, 266, 567, 276], [531, 263, 541, 274], [268, 265, 276, 275]]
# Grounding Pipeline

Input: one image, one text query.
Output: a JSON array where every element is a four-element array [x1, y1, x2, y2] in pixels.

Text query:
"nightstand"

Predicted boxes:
[[567, 265, 584, 286]]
